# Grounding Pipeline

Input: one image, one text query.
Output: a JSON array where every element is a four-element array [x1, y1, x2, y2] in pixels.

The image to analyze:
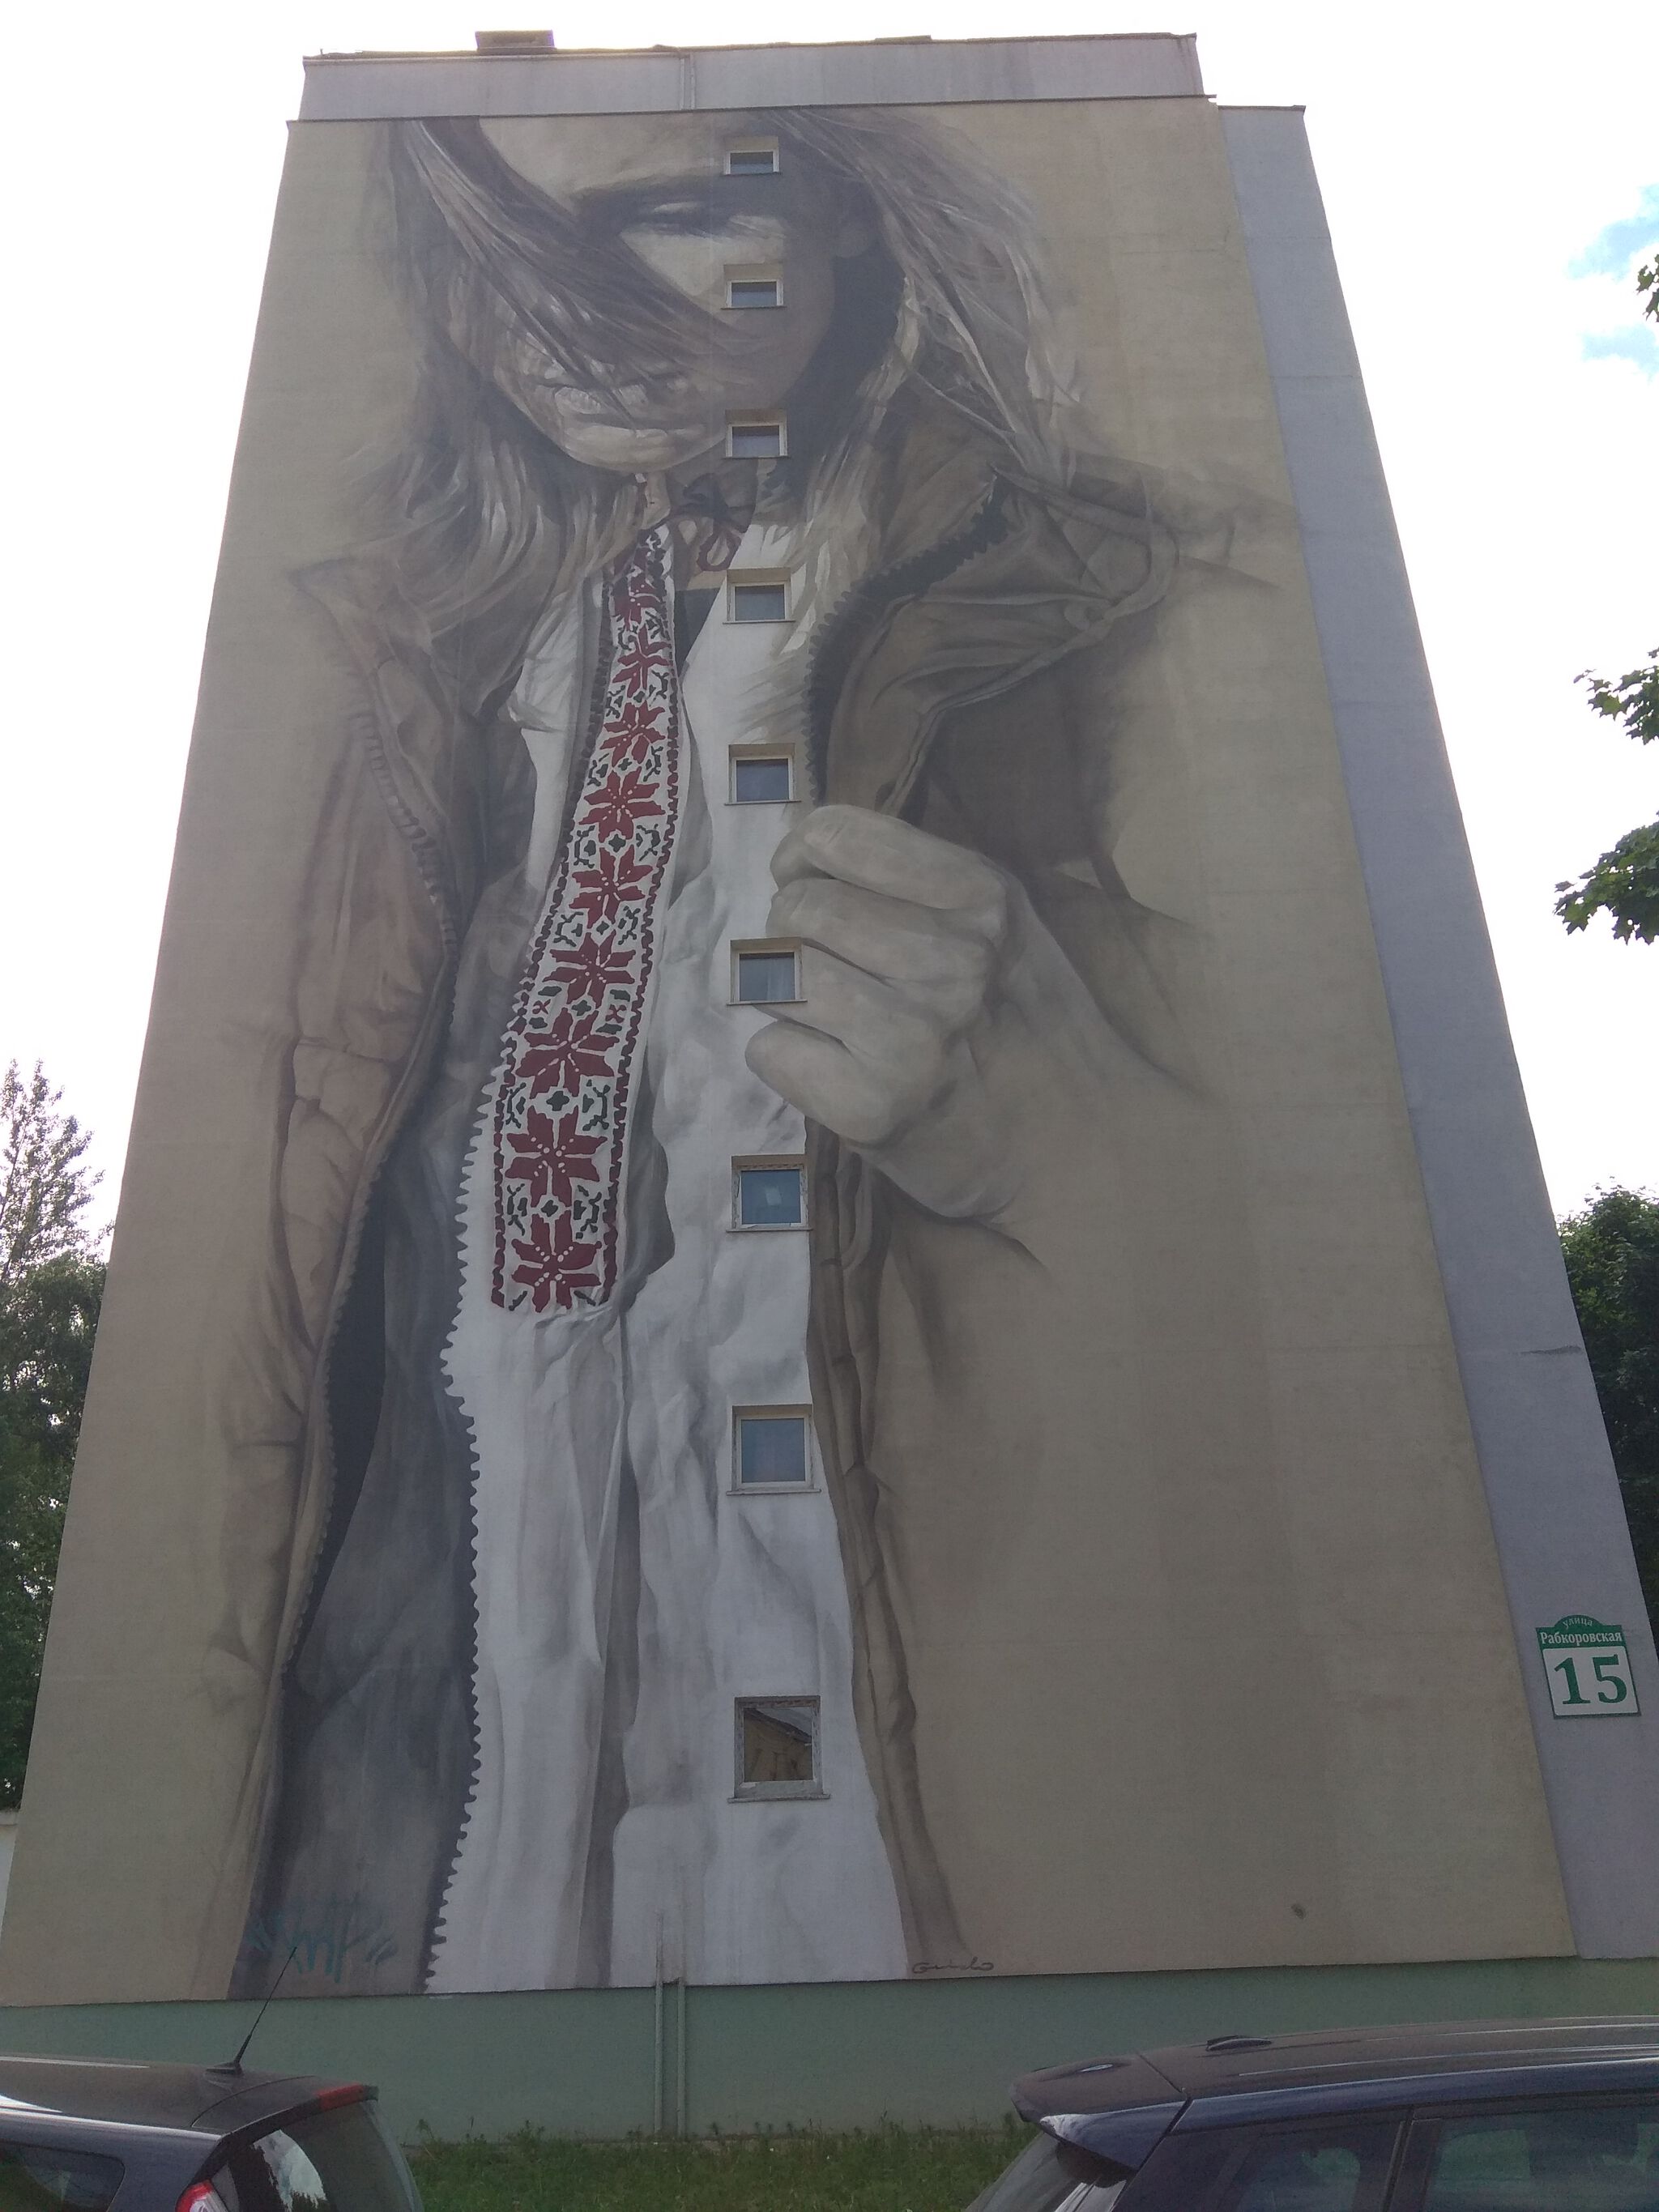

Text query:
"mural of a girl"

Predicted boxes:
[[237, 100, 1273, 1997]]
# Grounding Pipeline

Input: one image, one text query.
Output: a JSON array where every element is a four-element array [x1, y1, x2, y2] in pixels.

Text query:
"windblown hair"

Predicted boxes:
[[363, 107, 1092, 667]]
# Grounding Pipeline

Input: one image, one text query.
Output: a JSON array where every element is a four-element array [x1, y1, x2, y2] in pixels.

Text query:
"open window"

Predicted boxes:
[[734, 1697, 821, 1798]]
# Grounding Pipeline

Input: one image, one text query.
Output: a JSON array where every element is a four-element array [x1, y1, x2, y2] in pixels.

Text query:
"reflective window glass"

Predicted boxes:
[[216, 2101, 420, 2212], [731, 754, 793, 803], [736, 1166, 804, 1227], [738, 1413, 809, 1485], [0, 2145, 123, 2212], [731, 581, 788, 622], [964, 2134, 1124, 2212], [735, 949, 799, 1001], [1422, 2101, 1659, 2212], [736, 1698, 818, 1792]]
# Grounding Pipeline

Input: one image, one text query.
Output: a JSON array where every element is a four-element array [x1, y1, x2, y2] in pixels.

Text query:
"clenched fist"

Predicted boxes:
[[744, 805, 1120, 1227]]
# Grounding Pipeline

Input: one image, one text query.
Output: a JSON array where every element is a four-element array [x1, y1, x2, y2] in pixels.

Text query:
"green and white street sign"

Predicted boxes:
[[1537, 1616, 1640, 1717]]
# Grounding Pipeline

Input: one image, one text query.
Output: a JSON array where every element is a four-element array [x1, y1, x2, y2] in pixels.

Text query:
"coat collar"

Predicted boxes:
[[300, 428, 1177, 942]]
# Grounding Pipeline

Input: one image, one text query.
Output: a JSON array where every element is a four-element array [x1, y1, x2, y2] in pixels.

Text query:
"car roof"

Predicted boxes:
[[0, 2057, 363, 2137], [1015, 2018, 1659, 2138]]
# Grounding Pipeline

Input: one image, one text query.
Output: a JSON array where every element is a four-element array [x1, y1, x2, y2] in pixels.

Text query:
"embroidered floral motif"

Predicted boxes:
[[488, 529, 681, 1311]]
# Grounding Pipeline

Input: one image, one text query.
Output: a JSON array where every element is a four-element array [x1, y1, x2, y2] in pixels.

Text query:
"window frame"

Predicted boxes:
[[731, 938, 803, 1004], [727, 571, 793, 624], [731, 1404, 817, 1493], [731, 1154, 808, 1232], [726, 411, 787, 460], [725, 264, 783, 309], [733, 1694, 825, 1801], [728, 745, 797, 804], [724, 139, 780, 177]]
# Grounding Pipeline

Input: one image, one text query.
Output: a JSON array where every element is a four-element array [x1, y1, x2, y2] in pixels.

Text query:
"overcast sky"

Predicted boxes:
[[3, 0, 1655, 1223]]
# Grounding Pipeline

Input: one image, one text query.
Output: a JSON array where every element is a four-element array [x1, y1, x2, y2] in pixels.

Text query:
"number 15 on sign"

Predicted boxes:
[[1537, 1617, 1640, 1717]]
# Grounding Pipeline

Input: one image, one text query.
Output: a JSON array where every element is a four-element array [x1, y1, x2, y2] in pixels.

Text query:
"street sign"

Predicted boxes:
[[1537, 1616, 1640, 1717]]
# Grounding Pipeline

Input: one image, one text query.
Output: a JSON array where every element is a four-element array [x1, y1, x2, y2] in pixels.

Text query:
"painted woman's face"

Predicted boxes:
[[479, 115, 870, 473]]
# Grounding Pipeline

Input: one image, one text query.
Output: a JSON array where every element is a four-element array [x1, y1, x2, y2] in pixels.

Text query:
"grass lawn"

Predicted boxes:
[[411, 2122, 1026, 2212]]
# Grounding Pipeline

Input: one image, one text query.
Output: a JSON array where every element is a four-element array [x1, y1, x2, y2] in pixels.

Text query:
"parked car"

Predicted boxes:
[[0, 2061, 420, 2212], [975, 2018, 1659, 2212]]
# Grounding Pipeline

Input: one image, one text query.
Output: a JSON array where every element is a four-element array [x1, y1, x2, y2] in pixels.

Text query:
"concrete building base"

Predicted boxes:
[[3, 1958, 1657, 2142]]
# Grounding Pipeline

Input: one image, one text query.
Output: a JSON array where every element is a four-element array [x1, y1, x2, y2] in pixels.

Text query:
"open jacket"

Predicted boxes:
[[204, 424, 1240, 1996]]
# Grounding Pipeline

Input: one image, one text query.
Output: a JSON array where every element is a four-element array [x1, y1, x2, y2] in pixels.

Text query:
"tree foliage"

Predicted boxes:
[[0, 1063, 104, 1805], [1559, 1187, 1659, 1639], [2, 1061, 102, 1285], [1555, 258, 1658, 945]]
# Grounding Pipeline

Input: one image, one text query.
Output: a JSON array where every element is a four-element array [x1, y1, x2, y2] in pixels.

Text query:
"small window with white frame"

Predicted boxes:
[[732, 1405, 814, 1490], [731, 1156, 806, 1230], [727, 573, 791, 624], [727, 412, 787, 461], [725, 139, 779, 177], [729, 746, 795, 803], [734, 1697, 821, 1799], [726, 265, 783, 309], [731, 940, 801, 1003]]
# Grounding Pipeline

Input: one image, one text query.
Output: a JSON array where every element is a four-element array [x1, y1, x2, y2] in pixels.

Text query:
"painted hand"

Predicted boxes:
[[744, 805, 1071, 1225]]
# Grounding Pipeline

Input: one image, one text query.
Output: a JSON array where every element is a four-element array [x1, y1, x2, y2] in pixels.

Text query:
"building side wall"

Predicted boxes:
[[1220, 104, 1659, 1959], [0, 69, 1617, 2008]]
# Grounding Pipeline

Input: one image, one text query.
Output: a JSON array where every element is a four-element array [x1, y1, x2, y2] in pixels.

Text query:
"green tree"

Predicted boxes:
[[1555, 258, 1658, 945], [1559, 1187, 1659, 1640], [0, 1063, 104, 1805]]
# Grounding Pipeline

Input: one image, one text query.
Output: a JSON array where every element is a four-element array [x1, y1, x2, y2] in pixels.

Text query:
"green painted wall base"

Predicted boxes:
[[2, 1959, 1657, 2145]]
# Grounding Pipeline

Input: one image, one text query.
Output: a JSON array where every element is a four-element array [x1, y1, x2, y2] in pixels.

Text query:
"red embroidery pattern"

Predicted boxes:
[[489, 529, 681, 1311]]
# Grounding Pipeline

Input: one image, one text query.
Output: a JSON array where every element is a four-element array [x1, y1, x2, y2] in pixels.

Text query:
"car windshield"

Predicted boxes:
[[212, 2102, 420, 2212], [966, 2133, 1125, 2212]]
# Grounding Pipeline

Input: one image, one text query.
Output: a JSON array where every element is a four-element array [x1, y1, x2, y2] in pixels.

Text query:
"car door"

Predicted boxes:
[[1384, 2094, 1659, 2212]]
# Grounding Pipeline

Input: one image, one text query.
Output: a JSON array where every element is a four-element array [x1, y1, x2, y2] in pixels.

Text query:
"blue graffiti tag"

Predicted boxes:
[[238, 1895, 399, 1984]]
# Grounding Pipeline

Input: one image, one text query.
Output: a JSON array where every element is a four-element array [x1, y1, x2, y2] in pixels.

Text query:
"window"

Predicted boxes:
[[726, 268, 783, 309], [732, 942, 800, 1002], [962, 2133, 1124, 2212], [735, 1407, 812, 1488], [735, 1696, 821, 1797], [730, 748, 795, 803], [729, 575, 790, 623], [0, 2145, 123, 2212], [210, 2101, 420, 2212], [726, 140, 779, 176], [1419, 2100, 1659, 2212], [734, 1158, 806, 1229], [727, 414, 787, 459], [1134, 2120, 1401, 2212]]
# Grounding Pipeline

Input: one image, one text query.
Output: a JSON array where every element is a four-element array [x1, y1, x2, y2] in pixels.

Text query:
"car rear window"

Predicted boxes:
[[212, 2102, 419, 2212], [965, 2133, 1125, 2212], [0, 2143, 123, 2212]]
